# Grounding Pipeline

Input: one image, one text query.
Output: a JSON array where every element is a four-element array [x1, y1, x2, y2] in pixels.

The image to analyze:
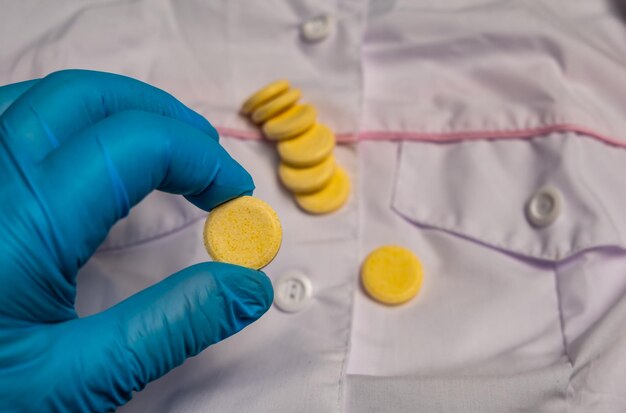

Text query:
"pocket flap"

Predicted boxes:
[[391, 132, 626, 261]]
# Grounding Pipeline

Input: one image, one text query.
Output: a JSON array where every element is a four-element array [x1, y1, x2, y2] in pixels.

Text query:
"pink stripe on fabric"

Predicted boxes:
[[215, 124, 626, 147]]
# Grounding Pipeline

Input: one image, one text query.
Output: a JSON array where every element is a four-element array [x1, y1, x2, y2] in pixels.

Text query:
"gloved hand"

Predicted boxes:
[[0, 70, 273, 412]]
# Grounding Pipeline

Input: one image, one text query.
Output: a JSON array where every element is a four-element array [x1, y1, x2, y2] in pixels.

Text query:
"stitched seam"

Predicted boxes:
[[396, 208, 625, 262], [337, 1, 368, 408], [397, 203, 568, 261], [216, 123, 626, 149], [390, 134, 625, 261], [337, 153, 359, 413], [553, 262, 573, 366]]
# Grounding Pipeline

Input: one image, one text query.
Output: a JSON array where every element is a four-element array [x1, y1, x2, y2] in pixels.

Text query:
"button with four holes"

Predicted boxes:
[[274, 270, 313, 313], [526, 186, 562, 228]]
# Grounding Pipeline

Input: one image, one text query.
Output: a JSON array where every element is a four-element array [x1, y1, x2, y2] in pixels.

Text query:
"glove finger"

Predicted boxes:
[[1, 69, 217, 165], [32, 110, 253, 275], [0, 79, 39, 116], [44, 263, 273, 412]]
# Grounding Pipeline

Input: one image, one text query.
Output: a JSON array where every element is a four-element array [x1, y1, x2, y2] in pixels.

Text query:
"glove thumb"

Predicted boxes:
[[59, 262, 273, 411]]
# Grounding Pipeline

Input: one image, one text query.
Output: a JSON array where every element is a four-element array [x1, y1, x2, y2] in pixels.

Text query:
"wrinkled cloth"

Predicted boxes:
[[2, 1, 626, 412]]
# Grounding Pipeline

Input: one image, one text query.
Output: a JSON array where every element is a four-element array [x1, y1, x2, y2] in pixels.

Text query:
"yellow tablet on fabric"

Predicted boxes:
[[262, 104, 317, 141], [241, 80, 290, 115], [279, 155, 336, 194], [361, 245, 423, 305], [294, 166, 350, 214], [277, 123, 335, 167], [252, 88, 301, 124]]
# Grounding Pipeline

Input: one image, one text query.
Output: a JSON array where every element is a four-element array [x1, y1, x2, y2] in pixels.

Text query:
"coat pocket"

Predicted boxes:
[[391, 132, 626, 261]]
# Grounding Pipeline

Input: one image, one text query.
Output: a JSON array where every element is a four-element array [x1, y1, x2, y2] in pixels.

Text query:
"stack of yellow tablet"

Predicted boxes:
[[241, 80, 351, 214]]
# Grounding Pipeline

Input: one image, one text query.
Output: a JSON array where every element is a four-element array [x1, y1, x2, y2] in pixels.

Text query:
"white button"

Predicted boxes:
[[300, 15, 331, 43], [273, 270, 313, 313], [526, 186, 562, 228]]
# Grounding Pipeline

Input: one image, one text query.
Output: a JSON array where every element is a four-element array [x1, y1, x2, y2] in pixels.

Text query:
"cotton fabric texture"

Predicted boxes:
[[2, 1, 626, 412]]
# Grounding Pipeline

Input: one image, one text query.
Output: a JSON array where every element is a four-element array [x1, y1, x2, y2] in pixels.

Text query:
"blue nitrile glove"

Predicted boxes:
[[0, 70, 273, 412]]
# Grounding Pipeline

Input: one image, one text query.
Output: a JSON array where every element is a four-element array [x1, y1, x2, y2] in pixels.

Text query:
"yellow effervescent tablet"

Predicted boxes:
[[203, 196, 282, 270], [262, 104, 317, 141], [241, 80, 290, 115], [361, 245, 423, 306], [251, 88, 302, 124], [294, 166, 350, 214], [279, 155, 336, 194], [277, 123, 335, 167]]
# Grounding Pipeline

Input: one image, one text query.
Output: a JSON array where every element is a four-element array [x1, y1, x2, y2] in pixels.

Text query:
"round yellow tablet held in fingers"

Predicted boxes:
[[241, 80, 290, 115], [361, 245, 423, 305], [277, 123, 336, 167], [294, 166, 350, 214], [262, 104, 317, 141], [279, 155, 336, 194], [203, 196, 282, 270], [251, 88, 302, 124]]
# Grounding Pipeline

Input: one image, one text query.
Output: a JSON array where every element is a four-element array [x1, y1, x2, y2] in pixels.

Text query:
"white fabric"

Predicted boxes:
[[392, 134, 626, 262], [4, 1, 626, 142], [3, 1, 626, 412], [361, 1, 626, 140], [346, 365, 570, 413]]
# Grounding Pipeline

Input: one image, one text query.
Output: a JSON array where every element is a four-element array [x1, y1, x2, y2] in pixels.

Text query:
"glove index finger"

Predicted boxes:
[[2, 70, 218, 165], [0, 79, 39, 116], [33, 110, 253, 274]]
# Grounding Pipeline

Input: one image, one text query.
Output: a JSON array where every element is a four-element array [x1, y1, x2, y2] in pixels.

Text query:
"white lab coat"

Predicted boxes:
[[2, 1, 626, 412]]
